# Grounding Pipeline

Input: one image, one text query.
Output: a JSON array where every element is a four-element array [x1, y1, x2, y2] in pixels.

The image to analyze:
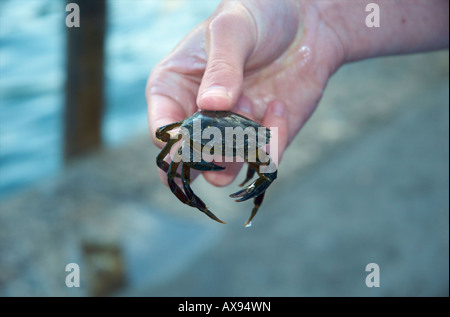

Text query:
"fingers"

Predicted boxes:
[[147, 92, 187, 147], [202, 161, 244, 187], [197, 3, 257, 111], [146, 24, 208, 148], [148, 92, 192, 187], [148, 1, 294, 190]]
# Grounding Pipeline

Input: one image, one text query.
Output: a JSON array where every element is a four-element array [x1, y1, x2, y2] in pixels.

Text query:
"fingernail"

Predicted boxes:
[[201, 85, 230, 99], [272, 100, 286, 117], [237, 96, 252, 114]]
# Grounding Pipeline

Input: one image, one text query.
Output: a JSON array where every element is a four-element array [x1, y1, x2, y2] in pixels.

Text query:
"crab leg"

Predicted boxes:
[[229, 171, 276, 202], [230, 151, 277, 202], [181, 163, 226, 224], [244, 192, 265, 227], [167, 151, 190, 205], [238, 163, 257, 187], [156, 134, 182, 175], [155, 121, 183, 142]]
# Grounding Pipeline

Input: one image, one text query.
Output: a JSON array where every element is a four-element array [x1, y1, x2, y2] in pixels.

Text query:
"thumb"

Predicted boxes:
[[197, 4, 256, 110]]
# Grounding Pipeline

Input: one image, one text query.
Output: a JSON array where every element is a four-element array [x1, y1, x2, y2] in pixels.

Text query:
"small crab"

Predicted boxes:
[[155, 110, 277, 226]]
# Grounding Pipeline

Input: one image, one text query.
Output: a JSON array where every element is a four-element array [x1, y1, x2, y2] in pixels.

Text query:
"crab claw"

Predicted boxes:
[[183, 148, 226, 171], [230, 179, 269, 202], [230, 171, 276, 202], [188, 161, 225, 171]]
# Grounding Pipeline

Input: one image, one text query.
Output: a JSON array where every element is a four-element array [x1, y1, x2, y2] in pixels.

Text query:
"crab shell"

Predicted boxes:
[[180, 110, 271, 159], [155, 110, 277, 226]]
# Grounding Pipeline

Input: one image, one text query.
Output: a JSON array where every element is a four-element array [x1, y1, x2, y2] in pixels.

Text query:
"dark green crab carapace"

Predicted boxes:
[[156, 110, 277, 226]]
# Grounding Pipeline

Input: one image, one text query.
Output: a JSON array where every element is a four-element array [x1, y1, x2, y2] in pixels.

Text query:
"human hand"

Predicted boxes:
[[146, 0, 344, 186], [146, 0, 448, 187]]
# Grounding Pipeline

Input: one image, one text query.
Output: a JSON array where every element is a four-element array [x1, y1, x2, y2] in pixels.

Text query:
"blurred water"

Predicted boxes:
[[0, 0, 220, 198]]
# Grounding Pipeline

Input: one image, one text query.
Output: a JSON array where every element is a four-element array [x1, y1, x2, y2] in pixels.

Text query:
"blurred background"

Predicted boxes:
[[0, 0, 448, 297]]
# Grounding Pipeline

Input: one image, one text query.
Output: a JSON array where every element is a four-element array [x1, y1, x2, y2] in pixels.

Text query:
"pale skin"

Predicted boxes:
[[147, 0, 448, 187]]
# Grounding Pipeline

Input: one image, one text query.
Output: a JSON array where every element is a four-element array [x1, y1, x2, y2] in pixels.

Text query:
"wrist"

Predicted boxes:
[[313, 0, 366, 64], [315, 0, 449, 64], [296, 1, 347, 78]]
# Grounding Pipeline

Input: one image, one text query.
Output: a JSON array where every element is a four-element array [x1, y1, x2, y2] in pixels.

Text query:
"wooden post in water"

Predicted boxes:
[[64, 0, 106, 162]]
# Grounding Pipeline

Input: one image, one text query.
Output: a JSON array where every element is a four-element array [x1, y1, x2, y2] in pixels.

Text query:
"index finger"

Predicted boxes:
[[146, 26, 208, 147], [146, 92, 187, 148]]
